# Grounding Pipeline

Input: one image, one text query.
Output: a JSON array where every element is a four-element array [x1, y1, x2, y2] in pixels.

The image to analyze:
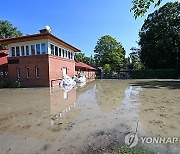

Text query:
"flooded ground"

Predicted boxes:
[[0, 79, 180, 154]]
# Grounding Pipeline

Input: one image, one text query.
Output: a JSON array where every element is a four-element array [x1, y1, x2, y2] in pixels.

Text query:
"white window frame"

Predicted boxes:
[[59, 47, 61, 57], [35, 66, 39, 78], [68, 51, 71, 59], [65, 50, 68, 58], [26, 45, 30, 56], [62, 49, 65, 57], [55, 46, 58, 56], [36, 44, 41, 55], [31, 44, 36, 55], [26, 67, 30, 78], [16, 46, 20, 57], [11, 47, 15, 57], [21, 46, 25, 56], [16, 68, 20, 78], [41, 43, 46, 54], [50, 44, 55, 55], [70, 52, 73, 59]]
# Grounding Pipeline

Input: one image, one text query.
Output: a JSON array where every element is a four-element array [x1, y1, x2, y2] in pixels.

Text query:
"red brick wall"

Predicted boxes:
[[48, 55, 75, 86], [7, 54, 99, 87], [8, 55, 49, 87]]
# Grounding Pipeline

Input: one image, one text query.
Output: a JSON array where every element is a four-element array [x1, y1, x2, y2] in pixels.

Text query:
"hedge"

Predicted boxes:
[[129, 69, 179, 79], [0, 79, 9, 88]]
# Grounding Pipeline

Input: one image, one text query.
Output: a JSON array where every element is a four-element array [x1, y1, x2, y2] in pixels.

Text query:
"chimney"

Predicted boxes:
[[39, 29, 49, 34], [39, 26, 51, 34]]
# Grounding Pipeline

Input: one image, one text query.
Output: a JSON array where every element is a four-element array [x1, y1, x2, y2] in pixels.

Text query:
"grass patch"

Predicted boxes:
[[112, 144, 154, 154]]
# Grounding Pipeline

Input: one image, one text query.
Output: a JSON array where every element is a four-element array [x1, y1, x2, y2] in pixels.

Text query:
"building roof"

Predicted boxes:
[[0, 56, 8, 66], [0, 32, 81, 52], [75, 61, 98, 70], [0, 50, 8, 57], [0, 50, 8, 54]]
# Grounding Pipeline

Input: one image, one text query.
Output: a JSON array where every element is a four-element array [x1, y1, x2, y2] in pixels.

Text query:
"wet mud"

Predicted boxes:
[[0, 79, 179, 154]]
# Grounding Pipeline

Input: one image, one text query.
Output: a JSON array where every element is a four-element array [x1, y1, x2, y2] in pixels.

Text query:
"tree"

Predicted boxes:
[[94, 35, 125, 71], [131, 0, 162, 19], [129, 47, 144, 70], [104, 64, 111, 72], [130, 47, 140, 62], [0, 20, 22, 49], [75, 53, 95, 65], [75, 53, 86, 62], [138, 2, 180, 69], [123, 57, 131, 69]]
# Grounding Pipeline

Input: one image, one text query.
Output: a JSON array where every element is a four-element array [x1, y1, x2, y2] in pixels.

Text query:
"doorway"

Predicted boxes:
[[62, 67, 67, 76]]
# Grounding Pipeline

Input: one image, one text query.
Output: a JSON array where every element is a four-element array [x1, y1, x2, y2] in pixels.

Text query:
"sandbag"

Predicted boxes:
[[60, 75, 76, 91]]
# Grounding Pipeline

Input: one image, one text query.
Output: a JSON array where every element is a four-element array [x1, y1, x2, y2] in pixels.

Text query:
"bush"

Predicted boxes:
[[0, 79, 9, 88], [176, 60, 180, 78], [15, 79, 21, 88], [130, 69, 178, 79]]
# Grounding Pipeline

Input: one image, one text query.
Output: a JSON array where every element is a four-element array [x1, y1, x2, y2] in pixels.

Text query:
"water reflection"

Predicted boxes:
[[0, 87, 80, 139], [94, 80, 129, 112], [122, 86, 142, 110], [50, 87, 80, 130]]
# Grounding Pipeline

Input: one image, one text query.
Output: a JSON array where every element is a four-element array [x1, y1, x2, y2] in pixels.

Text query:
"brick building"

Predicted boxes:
[[0, 50, 8, 79], [0, 28, 99, 87], [75, 60, 99, 79], [0, 28, 81, 87]]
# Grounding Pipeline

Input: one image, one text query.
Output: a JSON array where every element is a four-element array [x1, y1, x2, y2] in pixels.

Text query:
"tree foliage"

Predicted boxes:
[[131, 0, 162, 19], [0, 20, 22, 49], [75, 53, 95, 65], [129, 47, 144, 70], [130, 47, 140, 62], [94, 35, 125, 71], [104, 64, 111, 72], [139, 2, 180, 69]]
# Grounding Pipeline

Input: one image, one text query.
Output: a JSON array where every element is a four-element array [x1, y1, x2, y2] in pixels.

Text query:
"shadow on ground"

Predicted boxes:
[[130, 80, 180, 90]]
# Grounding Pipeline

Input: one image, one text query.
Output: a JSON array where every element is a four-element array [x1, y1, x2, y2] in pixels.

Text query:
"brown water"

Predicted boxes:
[[0, 79, 180, 154]]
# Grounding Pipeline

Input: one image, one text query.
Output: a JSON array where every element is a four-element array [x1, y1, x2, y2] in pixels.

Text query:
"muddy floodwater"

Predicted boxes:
[[0, 79, 180, 154]]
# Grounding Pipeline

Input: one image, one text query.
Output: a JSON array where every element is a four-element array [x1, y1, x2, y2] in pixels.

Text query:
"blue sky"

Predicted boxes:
[[0, 0, 176, 57]]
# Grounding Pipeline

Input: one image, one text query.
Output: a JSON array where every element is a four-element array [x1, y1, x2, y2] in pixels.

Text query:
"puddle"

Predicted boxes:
[[0, 79, 180, 154]]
